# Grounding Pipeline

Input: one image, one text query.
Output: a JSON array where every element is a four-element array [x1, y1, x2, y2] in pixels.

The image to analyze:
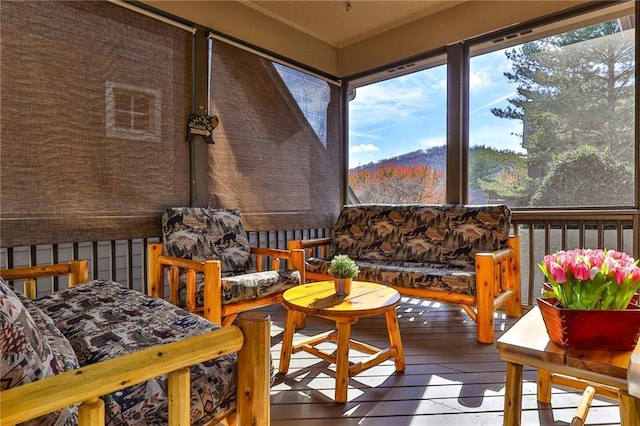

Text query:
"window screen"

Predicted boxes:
[[0, 1, 191, 247], [208, 41, 341, 231]]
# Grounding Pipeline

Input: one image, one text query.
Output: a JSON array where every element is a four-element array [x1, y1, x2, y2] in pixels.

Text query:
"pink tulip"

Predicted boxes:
[[570, 261, 590, 281], [614, 266, 629, 285], [549, 262, 567, 283]]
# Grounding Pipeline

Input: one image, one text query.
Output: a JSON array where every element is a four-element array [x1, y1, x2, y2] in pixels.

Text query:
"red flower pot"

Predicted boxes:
[[537, 297, 640, 351]]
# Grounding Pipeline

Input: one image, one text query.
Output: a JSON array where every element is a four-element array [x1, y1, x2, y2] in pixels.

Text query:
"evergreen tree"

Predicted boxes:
[[492, 21, 634, 205]]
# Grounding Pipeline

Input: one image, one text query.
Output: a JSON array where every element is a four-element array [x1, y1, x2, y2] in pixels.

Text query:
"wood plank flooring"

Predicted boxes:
[[258, 297, 622, 425]]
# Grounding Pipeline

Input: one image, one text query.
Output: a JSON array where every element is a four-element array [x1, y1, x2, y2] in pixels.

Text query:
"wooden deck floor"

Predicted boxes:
[[258, 297, 622, 425]]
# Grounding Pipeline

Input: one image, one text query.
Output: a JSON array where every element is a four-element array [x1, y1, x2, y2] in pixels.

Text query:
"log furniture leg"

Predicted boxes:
[[503, 361, 524, 426], [278, 308, 298, 375], [335, 319, 354, 403], [385, 309, 405, 372], [537, 369, 553, 404]]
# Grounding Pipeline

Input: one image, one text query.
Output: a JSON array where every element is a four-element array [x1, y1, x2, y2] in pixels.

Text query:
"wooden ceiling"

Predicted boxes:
[[240, 0, 466, 48]]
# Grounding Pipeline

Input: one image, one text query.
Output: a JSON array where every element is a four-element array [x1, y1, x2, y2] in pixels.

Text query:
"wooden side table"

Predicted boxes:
[[278, 280, 405, 403], [497, 307, 640, 426]]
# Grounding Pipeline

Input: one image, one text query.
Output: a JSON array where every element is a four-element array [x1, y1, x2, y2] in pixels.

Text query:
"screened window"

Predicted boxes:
[[469, 3, 635, 208], [348, 60, 447, 204], [273, 63, 330, 147]]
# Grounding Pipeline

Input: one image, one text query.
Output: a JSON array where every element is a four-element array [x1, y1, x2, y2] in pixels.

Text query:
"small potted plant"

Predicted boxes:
[[537, 248, 640, 350], [327, 254, 360, 296]]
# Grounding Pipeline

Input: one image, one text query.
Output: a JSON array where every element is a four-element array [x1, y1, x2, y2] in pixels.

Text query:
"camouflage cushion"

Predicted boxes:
[[163, 208, 252, 273], [178, 269, 301, 306], [35, 280, 237, 426], [306, 258, 475, 296], [323, 204, 512, 296], [0, 278, 78, 426]]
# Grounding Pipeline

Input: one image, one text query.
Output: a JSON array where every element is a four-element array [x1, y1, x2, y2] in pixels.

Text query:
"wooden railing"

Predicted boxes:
[[0, 228, 329, 297], [511, 209, 639, 305], [2, 210, 638, 306]]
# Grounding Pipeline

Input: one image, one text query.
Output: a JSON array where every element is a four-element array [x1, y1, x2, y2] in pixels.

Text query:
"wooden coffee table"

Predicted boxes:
[[278, 280, 405, 403]]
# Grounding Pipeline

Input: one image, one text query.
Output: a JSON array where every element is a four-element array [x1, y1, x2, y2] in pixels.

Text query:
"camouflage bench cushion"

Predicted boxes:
[[310, 204, 511, 296], [1, 277, 79, 426], [34, 280, 237, 426], [163, 208, 300, 308]]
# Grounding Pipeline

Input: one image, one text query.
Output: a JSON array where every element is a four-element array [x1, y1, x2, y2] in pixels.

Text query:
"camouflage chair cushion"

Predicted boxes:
[[163, 207, 301, 308], [178, 269, 301, 307], [163, 207, 252, 274], [321, 204, 511, 296], [34, 280, 237, 426]]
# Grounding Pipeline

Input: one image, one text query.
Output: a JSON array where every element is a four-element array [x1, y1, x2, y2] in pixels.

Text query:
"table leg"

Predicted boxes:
[[385, 308, 405, 372], [536, 369, 552, 404], [504, 361, 523, 426], [278, 308, 298, 374], [619, 390, 640, 426], [335, 319, 352, 403]]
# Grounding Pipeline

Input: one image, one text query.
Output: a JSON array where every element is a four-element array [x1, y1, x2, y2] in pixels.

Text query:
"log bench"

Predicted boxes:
[[289, 203, 522, 343], [0, 260, 270, 426]]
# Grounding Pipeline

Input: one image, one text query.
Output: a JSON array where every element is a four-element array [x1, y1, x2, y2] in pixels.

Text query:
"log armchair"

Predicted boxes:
[[148, 207, 305, 326]]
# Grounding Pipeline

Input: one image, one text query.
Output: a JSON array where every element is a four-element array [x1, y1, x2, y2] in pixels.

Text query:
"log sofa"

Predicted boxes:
[[0, 260, 270, 426], [289, 203, 522, 343]]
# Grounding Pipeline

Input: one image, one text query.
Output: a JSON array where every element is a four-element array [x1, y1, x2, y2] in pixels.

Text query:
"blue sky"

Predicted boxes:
[[348, 48, 525, 168]]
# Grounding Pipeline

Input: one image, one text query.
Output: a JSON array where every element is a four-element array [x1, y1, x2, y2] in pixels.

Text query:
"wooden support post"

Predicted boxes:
[[385, 309, 405, 372], [505, 235, 522, 317], [169, 265, 180, 305], [290, 249, 306, 285], [278, 308, 298, 374], [78, 397, 105, 426], [504, 361, 523, 426], [237, 312, 271, 426], [619, 389, 640, 426], [69, 259, 89, 287], [475, 252, 496, 344], [147, 243, 165, 298], [24, 277, 37, 300], [168, 367, 191, 426], [335, 320, 353, 403], [186, 269, 197, 312], [203, 260, 223, 325], [537, 369, 552, 404]]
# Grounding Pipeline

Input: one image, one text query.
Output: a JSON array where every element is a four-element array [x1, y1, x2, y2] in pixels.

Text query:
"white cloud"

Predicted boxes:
[[349, 130, 384, 141], [470, 70, 490, 89], [350, 143, 379, 154], [350, 67, 447, 130], [470, 91, 516, 114]]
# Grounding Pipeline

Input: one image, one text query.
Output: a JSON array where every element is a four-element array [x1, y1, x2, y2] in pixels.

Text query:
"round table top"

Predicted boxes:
[[282, 280, 401, 318]]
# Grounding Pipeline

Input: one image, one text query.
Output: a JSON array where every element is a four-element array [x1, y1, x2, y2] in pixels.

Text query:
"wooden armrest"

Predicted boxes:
[[251, 247, 296, 259], [474, 235, 519, 263], [1, 326, 243, 425], [153, 254, 210, 272], [0, 260, 89, 291], [288, 238, 332, 250]]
